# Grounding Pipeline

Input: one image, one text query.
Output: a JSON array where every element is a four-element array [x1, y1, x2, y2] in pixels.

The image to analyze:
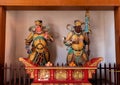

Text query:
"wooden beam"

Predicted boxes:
[[4, 6, 115, 10], [114, 7, 120, 64], [0, 7, 6, 65], [0, 0, 119, 6]]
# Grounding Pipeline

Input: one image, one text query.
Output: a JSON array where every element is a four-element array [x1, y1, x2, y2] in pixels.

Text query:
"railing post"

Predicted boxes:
[[13, 66, 16, 85], [104, 63, 107, 85], [26, 74, 30, 85], [99, 63, 102, 85], [23, 68, 26, 85], [4, 64, 7, 85], [95, 69, 98, 85], [114, 63, 117, 85], [18, 65, 21, 85], [109, 63, 112, 85], [9, 64, 12, 85]]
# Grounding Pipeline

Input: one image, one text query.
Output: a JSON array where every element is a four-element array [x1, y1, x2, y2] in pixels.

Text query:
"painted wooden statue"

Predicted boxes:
[[25, 20, 53, 66], [64, 11, 90, 66]]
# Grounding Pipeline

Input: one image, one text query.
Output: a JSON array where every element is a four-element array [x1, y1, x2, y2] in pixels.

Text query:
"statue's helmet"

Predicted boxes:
[[74, 20, 83, 33], [35, 20, 42, 26]]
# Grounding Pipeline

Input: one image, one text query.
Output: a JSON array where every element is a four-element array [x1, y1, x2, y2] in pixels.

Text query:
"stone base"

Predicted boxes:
[[31, 83, 92, 85]]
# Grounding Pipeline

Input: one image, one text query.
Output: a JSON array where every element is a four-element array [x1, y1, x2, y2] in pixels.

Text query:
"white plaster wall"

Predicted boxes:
[[5, 11, 116, 65], [89, 11, 116, 64], [104, 12, 116, 64], [5, 11, 17, 65], [5, 11, 17, 81]]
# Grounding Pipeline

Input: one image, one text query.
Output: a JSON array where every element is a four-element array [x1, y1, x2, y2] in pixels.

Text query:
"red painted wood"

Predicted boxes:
[[68, 69, 72, 80], [83, 69, 89, 83], [50, 69, 54, 80], [34, 70, 38, 82]]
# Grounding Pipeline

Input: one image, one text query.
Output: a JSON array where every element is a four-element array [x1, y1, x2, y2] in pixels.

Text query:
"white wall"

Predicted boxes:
[[5, 11, 116, 65], [5, 11, 17, 81], [104, 12, 116, 64], [89, 11, 116, 64], [5, 11, 17, 65]]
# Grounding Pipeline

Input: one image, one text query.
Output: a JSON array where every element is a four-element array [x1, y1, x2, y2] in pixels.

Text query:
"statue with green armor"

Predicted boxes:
[[25, 20, 53, 66], [64, 12, 90, 66]]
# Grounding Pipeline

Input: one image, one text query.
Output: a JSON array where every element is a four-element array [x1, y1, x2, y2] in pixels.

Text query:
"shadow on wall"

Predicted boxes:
[[47, 23, 58, 63]]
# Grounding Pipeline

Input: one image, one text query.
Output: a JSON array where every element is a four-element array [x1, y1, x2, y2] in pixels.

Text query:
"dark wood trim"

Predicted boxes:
[[0, 7, 6, 65], [114, 7, 120, 64], [0, 0, 119, 6], [0, 6, 6, 84], [0, 0, 119, 10], [5, 6, 115, 10]]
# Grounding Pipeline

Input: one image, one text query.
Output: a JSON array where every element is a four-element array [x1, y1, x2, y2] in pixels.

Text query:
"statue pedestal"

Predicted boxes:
[[29, 67, 94, 85], [19, 57, 103, 85]]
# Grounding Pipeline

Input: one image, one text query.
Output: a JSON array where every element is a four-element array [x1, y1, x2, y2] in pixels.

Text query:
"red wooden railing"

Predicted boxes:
[[0, 63, 120, 85]]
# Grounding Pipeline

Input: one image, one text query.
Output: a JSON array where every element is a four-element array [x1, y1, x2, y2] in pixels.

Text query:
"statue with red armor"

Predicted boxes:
[[25, 20, 53, 66]]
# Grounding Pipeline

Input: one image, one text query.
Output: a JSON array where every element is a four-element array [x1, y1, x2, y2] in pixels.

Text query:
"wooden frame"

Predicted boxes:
[[0, 0, 119, 6], [0, 0, 120, 66], [0, 7, 6, 66]]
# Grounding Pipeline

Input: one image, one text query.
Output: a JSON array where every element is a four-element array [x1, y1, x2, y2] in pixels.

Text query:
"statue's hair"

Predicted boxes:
[[35, 20, 42, 23], [74, 20, 80, 23]]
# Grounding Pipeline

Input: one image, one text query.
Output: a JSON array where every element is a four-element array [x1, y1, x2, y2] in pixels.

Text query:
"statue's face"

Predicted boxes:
[[74, 26, 81, 33], [35, 21, 42, 26], [75, 21, 82, 26]]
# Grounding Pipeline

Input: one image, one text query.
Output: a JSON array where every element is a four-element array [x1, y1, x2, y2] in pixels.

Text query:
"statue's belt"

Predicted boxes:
[[33, 36, 45, 41]]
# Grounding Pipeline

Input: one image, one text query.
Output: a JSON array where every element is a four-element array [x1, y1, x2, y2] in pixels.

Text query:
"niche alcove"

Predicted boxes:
[[0, 0, 120, 84], [5, 11, 116, 65]]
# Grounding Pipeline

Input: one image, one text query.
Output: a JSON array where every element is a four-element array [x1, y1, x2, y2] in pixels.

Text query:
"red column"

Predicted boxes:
[[34, 69, 38, 82], [83, 69, 89, 83], [50, 69, 54, 81], [68, 69, 72, 81]]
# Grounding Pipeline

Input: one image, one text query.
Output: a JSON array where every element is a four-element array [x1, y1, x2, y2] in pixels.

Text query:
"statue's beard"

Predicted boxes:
[[74, 26, 82, 33]]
